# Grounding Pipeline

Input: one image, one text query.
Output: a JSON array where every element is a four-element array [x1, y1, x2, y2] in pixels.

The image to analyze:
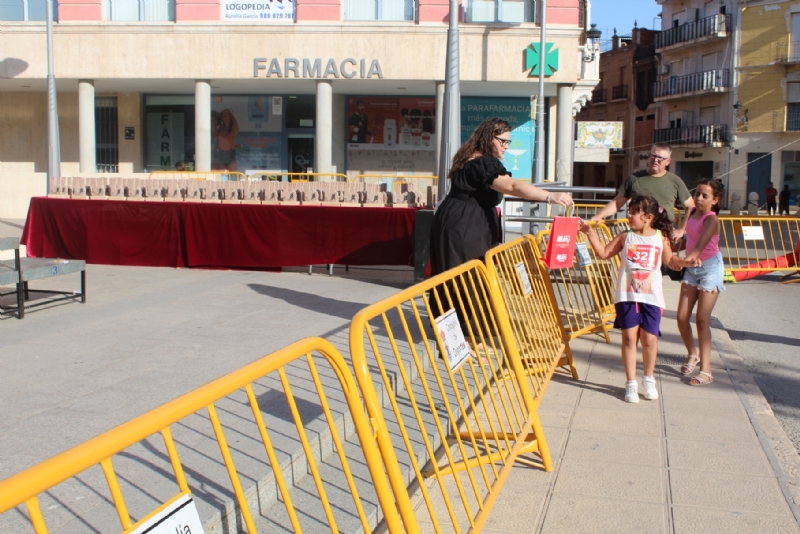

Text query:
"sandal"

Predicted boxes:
[[680, 355, 700, 375], [689, 371, 714, 386]]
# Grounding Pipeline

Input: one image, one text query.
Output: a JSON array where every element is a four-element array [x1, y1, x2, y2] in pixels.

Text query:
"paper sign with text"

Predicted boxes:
[[131, 493, 204, 534], [515, 261, 533, 296], [542, 217, 580, 269], [435, 308, 471, 371], [575, 242, 592, 267], [742, 226, 765, 241]]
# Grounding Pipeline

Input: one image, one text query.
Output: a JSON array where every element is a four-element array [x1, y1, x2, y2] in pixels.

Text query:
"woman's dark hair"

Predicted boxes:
[[448, 118, 511, 180], [695, 177, 724, 214], [628, 194, 673, 240]]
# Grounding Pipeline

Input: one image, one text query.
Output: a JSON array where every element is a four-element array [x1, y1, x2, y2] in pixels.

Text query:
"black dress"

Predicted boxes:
[[430, 156, 508, 276]]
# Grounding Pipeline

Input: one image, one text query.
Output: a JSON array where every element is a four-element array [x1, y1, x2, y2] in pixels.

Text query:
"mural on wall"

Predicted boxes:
[[210, 96, 283, 171], [576, 122, 623, 149], [461, 97, 535, 179], [346, 96, 437, 174]]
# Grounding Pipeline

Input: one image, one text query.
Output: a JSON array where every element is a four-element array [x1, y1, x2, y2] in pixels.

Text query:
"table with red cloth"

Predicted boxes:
[[21, 198, 418, 269]]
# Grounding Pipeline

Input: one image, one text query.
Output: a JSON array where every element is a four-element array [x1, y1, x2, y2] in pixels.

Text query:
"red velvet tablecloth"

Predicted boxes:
[[21, 198, 418, 269]]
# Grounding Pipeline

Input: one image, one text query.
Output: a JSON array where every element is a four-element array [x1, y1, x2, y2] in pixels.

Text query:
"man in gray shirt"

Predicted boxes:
[[592, 143, 694, 238]]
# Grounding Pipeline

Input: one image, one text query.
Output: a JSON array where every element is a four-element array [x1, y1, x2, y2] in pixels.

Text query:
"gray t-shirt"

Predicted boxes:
[[618, 170, 691, 222]]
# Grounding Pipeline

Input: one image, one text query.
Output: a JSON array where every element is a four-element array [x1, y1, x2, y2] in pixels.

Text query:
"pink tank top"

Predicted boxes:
[[685, 211, 720, 261]]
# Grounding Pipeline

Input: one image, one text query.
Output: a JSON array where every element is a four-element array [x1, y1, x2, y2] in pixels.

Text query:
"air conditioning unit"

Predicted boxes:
[[658, 64, 670, 76]]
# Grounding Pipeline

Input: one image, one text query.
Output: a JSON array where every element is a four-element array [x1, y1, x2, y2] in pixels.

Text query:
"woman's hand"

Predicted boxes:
[[549, 191, 573, 207]]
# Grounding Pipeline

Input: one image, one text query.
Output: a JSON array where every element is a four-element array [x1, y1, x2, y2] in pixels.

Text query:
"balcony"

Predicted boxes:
[[610, 148, 626, 157], [654, 69, 730, 100], [652, 125, 729, 147], [775, 41, 800, 63], [591, 89, 607, 104], [612, 85, 628, 101], [655, 14, 731, 50]]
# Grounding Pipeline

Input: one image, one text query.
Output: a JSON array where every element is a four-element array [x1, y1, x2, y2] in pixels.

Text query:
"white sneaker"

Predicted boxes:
[[642, 376, 659, 400], [624, 381, 639, 403]]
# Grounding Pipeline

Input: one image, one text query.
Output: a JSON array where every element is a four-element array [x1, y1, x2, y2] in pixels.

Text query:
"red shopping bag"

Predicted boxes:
[[542, 217, 580, 269]]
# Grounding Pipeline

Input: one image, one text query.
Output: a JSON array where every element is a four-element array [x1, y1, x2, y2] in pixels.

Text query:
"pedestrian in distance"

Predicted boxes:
[[779, 184, 791, 216], [580, 194, 695, 403], [765, 182, 778, 215], [672, 178, 725, 386]]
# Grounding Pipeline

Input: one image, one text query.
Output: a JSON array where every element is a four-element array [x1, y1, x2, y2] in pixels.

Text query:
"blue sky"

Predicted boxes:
[[590, 0, 662, 38]]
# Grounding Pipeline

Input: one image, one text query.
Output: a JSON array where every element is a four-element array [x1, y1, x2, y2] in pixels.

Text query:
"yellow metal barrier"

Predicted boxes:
[[484, 236, 578, 383], [249, 171, 349, 182], [566, 203, 607, 219], [353, 174, 437, 194], [718, 216, 800, 281], [349, 259, 551, 533], [148, 170, 248, 181], [0, 338, 406, 534], [534, 223, 620, 343], [606, 217, 630, 237]]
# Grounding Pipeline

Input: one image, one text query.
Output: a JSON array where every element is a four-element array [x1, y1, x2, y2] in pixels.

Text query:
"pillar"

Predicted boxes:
[[316, 80, 332, 174], [556, 84, 574, 184], [435, 82, 445, 174], [195, 80, 211, 171], [78, 80, 96, 173]]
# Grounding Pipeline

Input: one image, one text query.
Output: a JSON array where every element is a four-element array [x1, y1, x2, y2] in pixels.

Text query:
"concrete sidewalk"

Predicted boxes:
[[2, 214, 799, 532], [470, 283, 800, 533]]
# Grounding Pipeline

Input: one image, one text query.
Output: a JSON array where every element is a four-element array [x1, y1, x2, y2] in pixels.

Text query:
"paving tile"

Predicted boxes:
[[664, 413, 759, 444], [571, 406, 663, 437], [538, 402, 574, 430], [669, 470, 790, 515], [662, 394, 747, 418], [554, 457, 666, 503], [666, 439, 773, 476], [564, 429, 664, 467], [541, 494, 668, 534], [577, 383, 662, 413], [483, 490, 547, 533], [672, 507, 800, 534]]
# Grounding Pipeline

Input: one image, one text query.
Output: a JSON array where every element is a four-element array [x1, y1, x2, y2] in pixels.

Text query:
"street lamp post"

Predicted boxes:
[[46, 0, 61, 181], [437, 0, 461, 200], [533, 0, 546, 185]]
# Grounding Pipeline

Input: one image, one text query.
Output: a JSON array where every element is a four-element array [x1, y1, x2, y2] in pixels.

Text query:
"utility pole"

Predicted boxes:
[[46, 0, 61, 181], [437, 0, 461, 200], [534, 0, 547, 184]]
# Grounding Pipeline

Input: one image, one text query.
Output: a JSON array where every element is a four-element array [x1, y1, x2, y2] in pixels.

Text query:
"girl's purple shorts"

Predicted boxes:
[[613, 302, 662, 337]]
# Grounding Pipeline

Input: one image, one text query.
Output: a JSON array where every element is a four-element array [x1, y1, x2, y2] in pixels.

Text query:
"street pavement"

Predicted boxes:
[[2, 217, 800, 533]]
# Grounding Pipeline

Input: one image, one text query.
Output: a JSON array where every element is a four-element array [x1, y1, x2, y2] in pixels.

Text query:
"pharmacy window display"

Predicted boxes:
[[345, 96, 437, 176]]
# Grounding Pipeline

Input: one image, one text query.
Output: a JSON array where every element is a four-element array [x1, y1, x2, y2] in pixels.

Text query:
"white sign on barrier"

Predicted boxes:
[[435, 308, 471, 371], [742, 226, 765, 241], [575, 242, 592, 267], [131, 493, 204, 534], [515, 261, 533, 296]]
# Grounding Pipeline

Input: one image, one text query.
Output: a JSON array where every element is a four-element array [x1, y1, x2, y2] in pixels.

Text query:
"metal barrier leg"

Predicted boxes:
[[80, 270, 86, 304], [328, 264, 333, 276], [308, 265, 313, 275]]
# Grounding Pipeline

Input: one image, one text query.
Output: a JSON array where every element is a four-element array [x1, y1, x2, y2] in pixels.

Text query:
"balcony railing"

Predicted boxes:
[[654, 69, 730, 99], [655, 14, 730, 49], [775, 41, 800, 63], [652, 125, 729, 147], [612, 85, 628, 100], [592, 89, 607, 104]]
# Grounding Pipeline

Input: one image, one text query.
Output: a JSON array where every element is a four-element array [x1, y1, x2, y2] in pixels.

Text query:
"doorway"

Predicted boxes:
[[747, 153, 773, 206], [288, 137, 314, 173], [676, 161, 713, 191]]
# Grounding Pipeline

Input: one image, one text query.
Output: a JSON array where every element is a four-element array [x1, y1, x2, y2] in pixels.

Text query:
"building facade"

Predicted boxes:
[[0, 0, 599, 217], [734, 0, 800, 209], [574, 26, 657, 189], [654, 0, 735, 203]]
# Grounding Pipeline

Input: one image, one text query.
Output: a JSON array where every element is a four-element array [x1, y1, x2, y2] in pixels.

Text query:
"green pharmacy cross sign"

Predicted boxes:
[[525, 42, 559, 77]]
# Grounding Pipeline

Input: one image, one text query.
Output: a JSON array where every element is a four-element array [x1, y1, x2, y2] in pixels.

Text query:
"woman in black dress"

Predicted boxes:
[[430, 117, 572, 276]]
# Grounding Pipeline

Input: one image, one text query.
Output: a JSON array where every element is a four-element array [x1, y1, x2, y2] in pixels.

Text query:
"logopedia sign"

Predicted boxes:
[[222, 0, 294, 22], [253, 58, 383, 79]]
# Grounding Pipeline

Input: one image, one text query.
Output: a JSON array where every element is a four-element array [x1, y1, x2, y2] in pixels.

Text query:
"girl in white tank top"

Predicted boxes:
[[580, 194, 694, 403]]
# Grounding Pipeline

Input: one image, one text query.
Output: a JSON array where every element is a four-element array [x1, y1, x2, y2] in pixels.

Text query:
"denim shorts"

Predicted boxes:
[[682, 252, 725, 293]]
